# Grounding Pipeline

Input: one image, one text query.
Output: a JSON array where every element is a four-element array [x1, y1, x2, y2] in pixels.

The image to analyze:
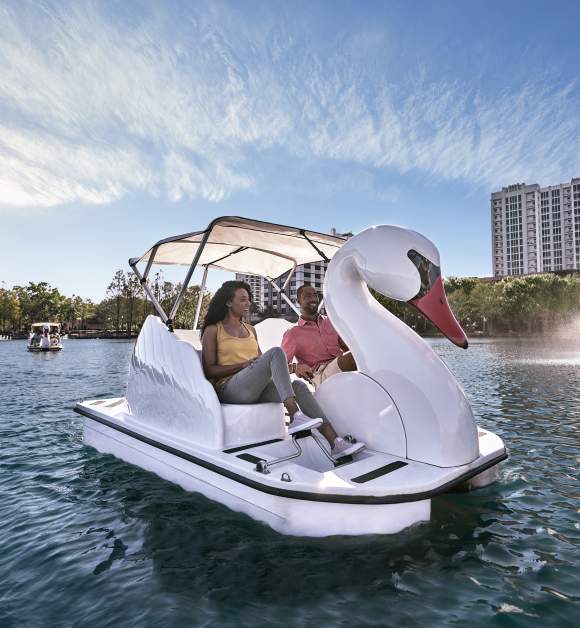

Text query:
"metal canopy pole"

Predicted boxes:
[[192, 265, 209, 330], [168, 229, 212, 326], [142, 245, 159, 282], [281, 261, 296, 291], [129, 260, 169, 323], [300, 230, 330, 262], [251, 249, 299, 316], [267, 277, 300, 316]]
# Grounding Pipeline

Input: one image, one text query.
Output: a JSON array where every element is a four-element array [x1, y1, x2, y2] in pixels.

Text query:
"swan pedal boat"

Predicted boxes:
[[27, 322, 63, 352], [75, 217, 507, 537]]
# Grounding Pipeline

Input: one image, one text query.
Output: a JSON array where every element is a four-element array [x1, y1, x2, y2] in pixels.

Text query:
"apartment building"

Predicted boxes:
[[236, 228, 351, 318], [491, 177, 580, 277], [232, 273, 265, 310]]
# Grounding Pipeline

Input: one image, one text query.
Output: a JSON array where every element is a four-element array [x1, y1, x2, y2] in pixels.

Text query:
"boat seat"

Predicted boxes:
[[221, 402, 286, 449], [254, 317, 295, 352], [174, 328, 202, 349], [181, 330, 285, 448], [172, 322, 287, 448]]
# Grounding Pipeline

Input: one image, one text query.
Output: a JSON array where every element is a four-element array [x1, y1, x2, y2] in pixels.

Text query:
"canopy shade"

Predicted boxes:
[[132, 216, 347, 279]]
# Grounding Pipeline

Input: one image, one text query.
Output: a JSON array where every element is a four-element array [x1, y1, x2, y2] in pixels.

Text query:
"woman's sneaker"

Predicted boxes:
[[288, 412, 323, 435], [331, 437, 366, 459]]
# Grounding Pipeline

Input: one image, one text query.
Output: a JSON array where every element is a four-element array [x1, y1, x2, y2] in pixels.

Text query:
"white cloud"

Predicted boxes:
[[0, 1, 578, 212], [0, 124, 153, 207]]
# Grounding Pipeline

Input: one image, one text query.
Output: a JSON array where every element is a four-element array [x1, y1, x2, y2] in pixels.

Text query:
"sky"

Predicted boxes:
[[1, 0, 579, 301]]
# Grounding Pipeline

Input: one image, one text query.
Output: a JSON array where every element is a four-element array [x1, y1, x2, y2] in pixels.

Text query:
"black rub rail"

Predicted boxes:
[[75, 405, 508, 505]]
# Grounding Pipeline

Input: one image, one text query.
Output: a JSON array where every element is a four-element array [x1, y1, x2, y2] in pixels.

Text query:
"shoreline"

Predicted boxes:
[[1, 330, 570, 342]]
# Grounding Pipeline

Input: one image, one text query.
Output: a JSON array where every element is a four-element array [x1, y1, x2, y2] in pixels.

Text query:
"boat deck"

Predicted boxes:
[[76, 397, 507, 503]]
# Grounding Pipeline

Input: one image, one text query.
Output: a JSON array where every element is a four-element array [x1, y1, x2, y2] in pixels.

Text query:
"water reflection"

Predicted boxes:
[[2, 337, 580, 625], [81, 451, 515, 617]]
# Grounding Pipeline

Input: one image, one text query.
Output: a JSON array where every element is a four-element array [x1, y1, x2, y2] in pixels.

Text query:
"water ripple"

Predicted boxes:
[[0, 337, 579, 626]]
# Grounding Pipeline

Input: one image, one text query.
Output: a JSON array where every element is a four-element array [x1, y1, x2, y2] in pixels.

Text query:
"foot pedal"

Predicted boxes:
[[254, 437, 303, 474]]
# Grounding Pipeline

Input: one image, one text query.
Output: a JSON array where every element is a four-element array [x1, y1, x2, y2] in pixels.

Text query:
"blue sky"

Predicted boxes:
[[1, 0, 579, 300]]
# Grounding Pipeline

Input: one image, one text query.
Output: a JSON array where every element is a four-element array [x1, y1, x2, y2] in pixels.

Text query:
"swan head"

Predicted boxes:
[[339, 225, 468, 348]]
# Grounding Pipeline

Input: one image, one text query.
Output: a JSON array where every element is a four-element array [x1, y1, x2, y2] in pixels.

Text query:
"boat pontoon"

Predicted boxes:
[[28, 322, 63, 352], [75, 216, 507, 537]]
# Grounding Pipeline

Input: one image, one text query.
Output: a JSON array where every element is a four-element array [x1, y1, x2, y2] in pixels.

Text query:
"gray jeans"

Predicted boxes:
[[217, 347, 328, 421]]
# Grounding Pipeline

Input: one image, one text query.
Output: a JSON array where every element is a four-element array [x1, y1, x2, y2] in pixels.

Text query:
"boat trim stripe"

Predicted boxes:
[[223, 438, 284, 454], [237, 453, 264, 464], [75, 405, 508, 505], [351, 461, 408, 484]]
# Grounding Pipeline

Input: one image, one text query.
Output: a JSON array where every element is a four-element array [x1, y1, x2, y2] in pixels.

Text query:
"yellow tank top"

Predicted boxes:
[[214, 321, 259, 389]]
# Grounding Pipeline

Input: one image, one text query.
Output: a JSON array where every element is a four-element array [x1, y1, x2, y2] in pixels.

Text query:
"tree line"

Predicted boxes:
[[376, 273, 580, 336], [0, 271, 212, 334], [2, 271, 579, 336], [0, 282, 95, 333]]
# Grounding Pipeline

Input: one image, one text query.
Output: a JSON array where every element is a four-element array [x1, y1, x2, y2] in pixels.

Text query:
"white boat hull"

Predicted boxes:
[[78, 391, 506, 538], [84, 415, 432, 536]]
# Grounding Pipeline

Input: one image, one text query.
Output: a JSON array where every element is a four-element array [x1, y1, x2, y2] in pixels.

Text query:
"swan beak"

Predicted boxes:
[[408, 276, 468, 349]]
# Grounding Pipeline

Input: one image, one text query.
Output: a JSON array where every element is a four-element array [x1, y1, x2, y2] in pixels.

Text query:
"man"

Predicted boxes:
[[282, 284, 356, 388]]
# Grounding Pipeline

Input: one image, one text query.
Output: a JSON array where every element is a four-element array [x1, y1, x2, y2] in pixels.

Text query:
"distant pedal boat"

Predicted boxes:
[[75, 217, 507, 537], [27, 322, 63, 352]]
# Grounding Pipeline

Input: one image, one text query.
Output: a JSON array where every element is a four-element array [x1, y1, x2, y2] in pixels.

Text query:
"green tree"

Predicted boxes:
[[173, 284, 212, 329], [94, 298, 117, 331], [11, 282, 66, 329], [0, 286, 20, 332], [123, 272, 142, 332], [107, 270, 126, 332]]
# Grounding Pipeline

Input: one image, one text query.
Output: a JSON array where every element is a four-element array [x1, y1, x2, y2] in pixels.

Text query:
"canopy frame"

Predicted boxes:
[[267, 279, 299, 317], [191, 265, 209, 330], [129, 216, 345, 329], [130, 262, 169, 323]]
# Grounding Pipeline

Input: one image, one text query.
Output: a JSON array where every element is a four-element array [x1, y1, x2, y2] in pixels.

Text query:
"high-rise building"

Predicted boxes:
[[235, 228, 351, 317], [491, 178, 580, 277], [233, 273, 265, 309]]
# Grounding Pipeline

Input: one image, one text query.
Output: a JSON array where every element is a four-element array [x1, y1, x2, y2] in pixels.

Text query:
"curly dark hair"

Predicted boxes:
[[201, 280, 252, 337]]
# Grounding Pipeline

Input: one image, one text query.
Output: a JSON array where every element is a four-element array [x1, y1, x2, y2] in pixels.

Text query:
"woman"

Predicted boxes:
[[201, 281, 364, 459]]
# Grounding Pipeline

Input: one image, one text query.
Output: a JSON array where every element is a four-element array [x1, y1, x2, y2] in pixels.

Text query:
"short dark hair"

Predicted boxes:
[[296, 283, 315, 301]]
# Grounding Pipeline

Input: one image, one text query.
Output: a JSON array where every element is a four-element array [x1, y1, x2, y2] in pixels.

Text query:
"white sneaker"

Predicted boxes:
[[331, 437, 366, 459], [288, 412, 323, 435]]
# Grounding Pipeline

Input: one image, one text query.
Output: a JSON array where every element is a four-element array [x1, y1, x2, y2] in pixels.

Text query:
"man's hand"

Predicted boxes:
[[295, 363, 314, 381]]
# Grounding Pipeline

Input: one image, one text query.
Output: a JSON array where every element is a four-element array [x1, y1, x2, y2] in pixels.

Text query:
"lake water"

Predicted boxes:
[[1, 337, 579, 627]]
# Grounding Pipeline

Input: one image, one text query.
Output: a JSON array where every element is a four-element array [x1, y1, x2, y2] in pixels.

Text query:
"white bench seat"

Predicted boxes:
[[221, 403, 286, 449], [126, 319, 290, 450], [172, 320, 292, 448]]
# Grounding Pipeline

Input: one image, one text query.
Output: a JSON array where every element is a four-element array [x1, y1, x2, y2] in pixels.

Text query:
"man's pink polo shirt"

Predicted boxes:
[[281, 315, 343, 370]]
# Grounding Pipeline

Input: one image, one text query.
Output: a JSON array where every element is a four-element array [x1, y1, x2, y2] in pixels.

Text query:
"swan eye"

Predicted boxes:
[[407, 249, 441, 298]]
